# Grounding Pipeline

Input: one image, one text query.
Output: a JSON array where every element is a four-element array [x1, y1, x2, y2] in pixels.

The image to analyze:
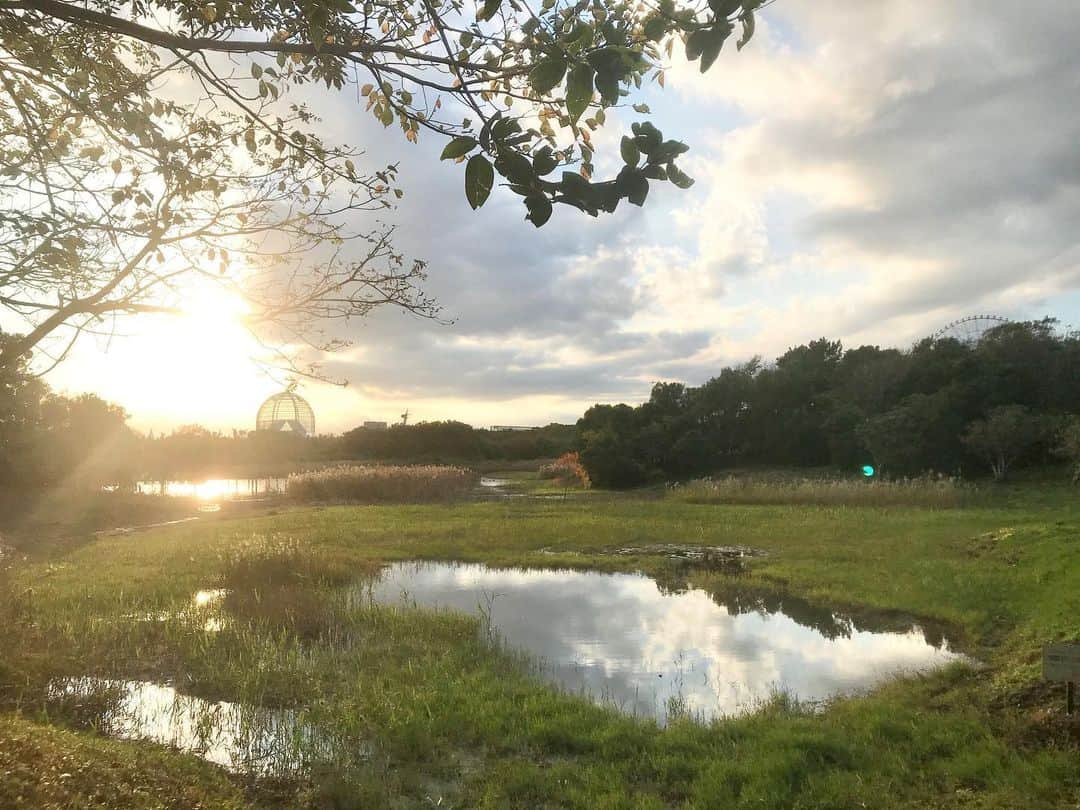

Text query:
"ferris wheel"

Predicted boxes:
[[931, 315, 1011, 345]]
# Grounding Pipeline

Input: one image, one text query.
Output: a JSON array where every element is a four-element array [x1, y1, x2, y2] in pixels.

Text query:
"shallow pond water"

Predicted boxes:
[[49, 678, 341, 775], [133, 478, 287, 500], [363, 562, 964, 724]]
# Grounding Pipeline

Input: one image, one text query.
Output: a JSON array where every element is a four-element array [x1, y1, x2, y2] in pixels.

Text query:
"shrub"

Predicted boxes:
[[1056, 415, 1080, 483], [669, 475, 971, 509], [537, 452, 591, 489], [286, 464, 478, 504], [961, 405, 1052, 482]]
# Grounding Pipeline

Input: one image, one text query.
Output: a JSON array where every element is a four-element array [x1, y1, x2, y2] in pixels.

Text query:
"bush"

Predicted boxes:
[[286, 464, 478, 504], [669, 475, 971, 509], [537, 452, 591, 488], [1056, 416, 1080, 483]]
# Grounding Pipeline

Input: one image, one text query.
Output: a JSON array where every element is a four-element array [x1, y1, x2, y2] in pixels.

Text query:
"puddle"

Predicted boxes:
[[361, 562, 965, 724], [193, 589, 228, 608], [479, 477, 512, 488], [48, 678, 349, 776], [126, 589, 230, 632]]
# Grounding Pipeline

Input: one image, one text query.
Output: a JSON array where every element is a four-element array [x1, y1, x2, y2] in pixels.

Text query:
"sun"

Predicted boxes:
[[50, 278, 281, 430]]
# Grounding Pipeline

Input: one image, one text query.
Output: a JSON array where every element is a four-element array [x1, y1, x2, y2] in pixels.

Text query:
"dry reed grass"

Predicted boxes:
[[286, 464, 478, 504], [669, 475, 972, 509]]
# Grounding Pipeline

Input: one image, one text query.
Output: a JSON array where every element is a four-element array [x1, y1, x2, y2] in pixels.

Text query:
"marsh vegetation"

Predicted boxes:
[[285, 464, 479, 504], [0, 473, 1077, 807], [670, 474, 972, 509]]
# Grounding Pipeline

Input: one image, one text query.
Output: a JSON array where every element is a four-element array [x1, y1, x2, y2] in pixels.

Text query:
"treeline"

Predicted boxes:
[[341, 421, 574, 462], [1, 334, 574, 490], [575, 319, 1080, 487]]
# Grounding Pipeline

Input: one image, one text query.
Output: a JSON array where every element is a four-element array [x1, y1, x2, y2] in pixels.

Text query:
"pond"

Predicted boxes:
[[362, 562, 965, 724], [134, 478, 287, 500], [48, 678, 347, 776]]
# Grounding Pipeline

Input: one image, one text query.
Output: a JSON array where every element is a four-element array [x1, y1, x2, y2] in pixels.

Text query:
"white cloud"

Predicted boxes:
[[44, 0, 1080, 430]]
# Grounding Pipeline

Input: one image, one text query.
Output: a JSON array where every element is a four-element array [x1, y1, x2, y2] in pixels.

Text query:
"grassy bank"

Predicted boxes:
[[1, 477, 1077, 807]]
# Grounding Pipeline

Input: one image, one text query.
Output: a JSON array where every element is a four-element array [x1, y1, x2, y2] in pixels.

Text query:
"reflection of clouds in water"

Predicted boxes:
[[49, 678, 331, 775], [368, 563, 963, 724]]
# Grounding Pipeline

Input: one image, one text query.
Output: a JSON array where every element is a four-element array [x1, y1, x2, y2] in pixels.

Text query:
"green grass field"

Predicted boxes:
[[1, 478, 1077, 808]]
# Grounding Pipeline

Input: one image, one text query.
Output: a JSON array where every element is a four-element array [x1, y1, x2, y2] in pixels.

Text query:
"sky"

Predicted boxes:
[[43, 0, 1080, 434]]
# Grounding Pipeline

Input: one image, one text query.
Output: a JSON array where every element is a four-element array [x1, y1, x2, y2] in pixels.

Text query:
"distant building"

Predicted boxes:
[[362, 421, 388, 430], [256, 390, 315, 436], [490, 425, 537, 432]]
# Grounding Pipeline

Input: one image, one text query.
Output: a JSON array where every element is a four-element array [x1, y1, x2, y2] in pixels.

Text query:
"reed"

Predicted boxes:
[[286, 464, 478, 504], [669, 474, 973, 508]]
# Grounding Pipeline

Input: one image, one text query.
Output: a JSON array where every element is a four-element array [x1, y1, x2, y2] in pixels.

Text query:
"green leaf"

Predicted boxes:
[[632, 103, 651, 114], [595, 68, 620, 107], [667, 164, 695, 189], [565, 22, 594, 51], [250, 63, 263, 79], [440, 137, 478, 160], [643, 16, 666, 41], [524, 195, 552, 227], [495, 149, 535, 185], [642, 164, 668, 181], [707, 0, 742, 16], [700, 24, 732, 73], [737, 10, 755, 50], [685, 30, 708, 62], [533, 146, 558, 176], [620, 136, 640, 166], [465, 154, 494, 209], [616, 166, 649, 206], [566, 64, 595, 123], [632, 121, 662, 156], [478, 0, 500, 22], [530, 58, 567, 95], [560, 170, 591, 198]]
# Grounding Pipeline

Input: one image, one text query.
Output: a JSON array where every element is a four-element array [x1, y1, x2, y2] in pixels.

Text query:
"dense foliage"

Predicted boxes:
[[576, 319, 1080, 487], [342, 420, 574, 461]]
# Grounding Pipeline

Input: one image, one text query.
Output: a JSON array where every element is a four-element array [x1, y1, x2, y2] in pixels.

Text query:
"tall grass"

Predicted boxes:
[[286, 464, 478, 504], [670, 475, 973, 508]]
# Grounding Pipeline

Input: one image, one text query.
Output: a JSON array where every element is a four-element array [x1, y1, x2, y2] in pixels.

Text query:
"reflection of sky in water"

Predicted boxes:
[[50, 678, 332, 775], [367, 562, 964, 724], [133, 478, 287, 499]]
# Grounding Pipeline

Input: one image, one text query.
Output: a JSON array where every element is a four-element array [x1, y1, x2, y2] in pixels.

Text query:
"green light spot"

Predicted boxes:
[[861, 465, 876, 478]]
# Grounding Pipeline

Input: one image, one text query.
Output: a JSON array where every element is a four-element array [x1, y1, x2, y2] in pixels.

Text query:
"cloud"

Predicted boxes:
[[48, 0, 1080, 431], [289, 0, 1080, 427]]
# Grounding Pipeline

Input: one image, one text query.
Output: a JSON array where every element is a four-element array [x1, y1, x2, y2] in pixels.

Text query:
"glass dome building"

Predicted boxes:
[[256, 390, 316, 436]]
